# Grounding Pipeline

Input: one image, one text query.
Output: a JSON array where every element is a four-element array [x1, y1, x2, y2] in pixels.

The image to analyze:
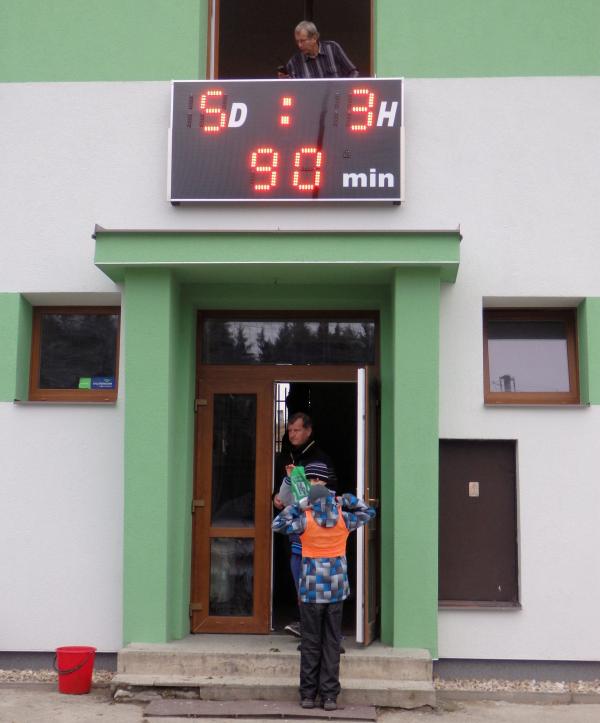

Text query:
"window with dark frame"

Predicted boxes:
[[210, 0, 373, 80], [29, 307, 120, 402], [483, 309, 579, 405]]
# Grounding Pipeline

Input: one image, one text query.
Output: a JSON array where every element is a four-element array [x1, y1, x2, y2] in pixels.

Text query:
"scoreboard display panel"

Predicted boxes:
[[169, 78, 404, 203]]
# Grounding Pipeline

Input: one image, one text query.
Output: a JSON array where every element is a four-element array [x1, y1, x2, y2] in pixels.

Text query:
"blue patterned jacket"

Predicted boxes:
[[272, 492, 375, 603]]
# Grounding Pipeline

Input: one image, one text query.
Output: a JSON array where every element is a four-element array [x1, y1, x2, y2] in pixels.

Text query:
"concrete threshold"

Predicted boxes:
[[114, 634, 435, 709]]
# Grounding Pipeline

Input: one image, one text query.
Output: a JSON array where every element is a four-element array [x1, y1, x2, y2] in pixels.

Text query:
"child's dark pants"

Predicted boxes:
[[299, 601, 343, 701]]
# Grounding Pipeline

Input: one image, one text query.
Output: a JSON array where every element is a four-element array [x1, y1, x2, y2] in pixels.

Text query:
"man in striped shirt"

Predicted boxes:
[[282, 20, 359, 79]]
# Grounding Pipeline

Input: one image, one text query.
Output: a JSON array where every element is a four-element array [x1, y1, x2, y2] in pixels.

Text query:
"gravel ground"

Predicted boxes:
[[0, 669, 114, 684], [434, 677, 600, 694], [1, 669, 599, 695]]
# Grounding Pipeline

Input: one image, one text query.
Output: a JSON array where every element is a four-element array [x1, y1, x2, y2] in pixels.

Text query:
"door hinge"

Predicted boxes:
[[189, 602, 203, 617], [191, 498, 205, 513], [195, 398, 208, 412]]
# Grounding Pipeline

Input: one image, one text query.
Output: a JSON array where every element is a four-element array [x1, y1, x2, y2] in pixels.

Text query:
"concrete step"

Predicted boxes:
[[114, 636, 435, 709], [117, 638, 432, 683], [111, 673, 435, 709]]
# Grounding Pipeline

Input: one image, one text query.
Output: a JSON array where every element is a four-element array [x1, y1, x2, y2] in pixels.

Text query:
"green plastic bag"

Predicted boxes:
[[290, 466, 311, 502]]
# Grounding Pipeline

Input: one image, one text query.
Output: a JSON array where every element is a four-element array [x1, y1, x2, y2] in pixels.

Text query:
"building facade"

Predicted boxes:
[[1, 0, 600, 663]]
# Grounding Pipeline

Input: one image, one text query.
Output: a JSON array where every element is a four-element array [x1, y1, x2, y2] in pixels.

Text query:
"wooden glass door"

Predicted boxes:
[[190, 364, 373, 635], [190, 371, 272, 633]]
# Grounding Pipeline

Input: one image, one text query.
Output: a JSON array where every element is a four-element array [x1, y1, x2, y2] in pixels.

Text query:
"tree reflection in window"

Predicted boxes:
[[202, 318, 375, 365], [39, 313, 119, 389]]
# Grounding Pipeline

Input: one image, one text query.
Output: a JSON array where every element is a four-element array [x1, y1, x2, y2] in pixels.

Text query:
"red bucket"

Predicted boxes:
[[54, 646, 96, 694]]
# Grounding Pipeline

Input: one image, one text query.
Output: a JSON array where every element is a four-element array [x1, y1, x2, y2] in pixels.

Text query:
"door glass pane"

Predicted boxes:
[[202, 318, 376, 364], [211, 394, 256, 526], [209, 538, 254, 616], [487, 320, 570, 393]]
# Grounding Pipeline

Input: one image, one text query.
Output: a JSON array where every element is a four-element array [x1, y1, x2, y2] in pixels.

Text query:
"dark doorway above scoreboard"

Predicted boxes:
[[211, 0, 373, 80]]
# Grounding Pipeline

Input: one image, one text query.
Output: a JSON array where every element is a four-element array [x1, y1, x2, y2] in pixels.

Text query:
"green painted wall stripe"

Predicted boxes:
[[168, 289, 195, 640], [578, 298, 600, 405], [123, 268, 177, 643], [0, 294, 32, 402], [377, 0, 600, 78], [389, 268, 439, 655], [3, 1, 600, 82], [0, 0, 204, 82]]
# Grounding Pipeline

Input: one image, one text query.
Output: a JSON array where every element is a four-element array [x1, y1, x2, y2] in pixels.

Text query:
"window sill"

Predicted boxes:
[[439, 601, 521, 610], [484, 403, 589, 409], [14, 399, 117, 406]]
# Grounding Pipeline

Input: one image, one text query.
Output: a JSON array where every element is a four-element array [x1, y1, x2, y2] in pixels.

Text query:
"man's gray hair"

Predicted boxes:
[[295, 20, 319, 39]]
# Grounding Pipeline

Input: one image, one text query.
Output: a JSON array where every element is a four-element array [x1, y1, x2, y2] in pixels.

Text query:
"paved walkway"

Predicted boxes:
[[1, 685, 600, 723]]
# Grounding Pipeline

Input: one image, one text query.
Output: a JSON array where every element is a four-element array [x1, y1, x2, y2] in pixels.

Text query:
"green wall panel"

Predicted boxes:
[[0, 0, 204, 81], [377, 0, 600, 78], [0, 294, 32, 402], [387, 268, 439, 655], [4, 1, 599, 82], [578, 298, 600, 405], [123, 268, 177, 643]]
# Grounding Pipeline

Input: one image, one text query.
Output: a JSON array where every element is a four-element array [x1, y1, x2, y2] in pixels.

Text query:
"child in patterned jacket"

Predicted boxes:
[[272, 474, 375, 711]]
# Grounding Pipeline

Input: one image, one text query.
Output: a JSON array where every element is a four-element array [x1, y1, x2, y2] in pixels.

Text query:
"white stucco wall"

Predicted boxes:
[[1, 77, 599, 657], [0, 403, 124, 651]]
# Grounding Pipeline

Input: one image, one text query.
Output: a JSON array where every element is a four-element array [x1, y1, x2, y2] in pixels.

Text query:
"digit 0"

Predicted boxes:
[[292, 147, 323, 191], [199, 90, 227, 133], [348, 88, 375, 132], [250, 147, 279, 191]]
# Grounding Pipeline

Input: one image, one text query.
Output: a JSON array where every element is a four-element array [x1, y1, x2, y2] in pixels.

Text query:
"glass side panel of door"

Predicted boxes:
[[211, 394, 256, 526], [209, 538, 254, 616]]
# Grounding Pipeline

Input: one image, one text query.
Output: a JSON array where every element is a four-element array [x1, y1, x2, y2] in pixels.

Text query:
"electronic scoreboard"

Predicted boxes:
[[169, 78, 403, 203]]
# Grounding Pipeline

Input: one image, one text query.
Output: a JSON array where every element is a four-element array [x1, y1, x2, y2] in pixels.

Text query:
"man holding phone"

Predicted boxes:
[[278, 21, 358, 79]]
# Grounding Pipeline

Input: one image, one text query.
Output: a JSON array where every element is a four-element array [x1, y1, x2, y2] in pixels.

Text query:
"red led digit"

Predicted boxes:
[[279, 96, 294, 126], [292, 147, 323, 191], [199, 90, 227, 133], [348, 88, 375, 132], [250, 147, 279, 191]]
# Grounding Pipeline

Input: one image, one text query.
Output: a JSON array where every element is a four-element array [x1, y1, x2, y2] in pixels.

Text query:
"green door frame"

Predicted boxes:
[[94, 228, 460, 655]]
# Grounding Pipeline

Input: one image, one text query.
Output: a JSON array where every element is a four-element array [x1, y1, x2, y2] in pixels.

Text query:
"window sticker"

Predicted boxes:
[[91, 376, 115, 389], [78, 377, 92, 389]]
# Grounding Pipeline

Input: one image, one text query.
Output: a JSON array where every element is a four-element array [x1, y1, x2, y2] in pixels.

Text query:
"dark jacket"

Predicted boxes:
[[274, 437, 337, 489]]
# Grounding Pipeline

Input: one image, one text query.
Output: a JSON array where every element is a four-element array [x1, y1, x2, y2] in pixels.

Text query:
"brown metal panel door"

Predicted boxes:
[[439, 440, 518, 605], [191, 374, 272, 632]]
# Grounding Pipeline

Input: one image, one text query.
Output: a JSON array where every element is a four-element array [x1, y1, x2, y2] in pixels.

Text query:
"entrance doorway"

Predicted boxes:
[[271, 381, 358, 637], [190, 365, 379, 642]]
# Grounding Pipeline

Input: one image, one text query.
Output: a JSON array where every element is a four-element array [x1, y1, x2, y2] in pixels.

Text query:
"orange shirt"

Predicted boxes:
[[301, 507, 349, 558]]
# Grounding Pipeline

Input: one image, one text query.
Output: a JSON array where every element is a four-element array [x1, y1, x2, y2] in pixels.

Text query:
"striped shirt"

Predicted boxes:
[[285, 40, 359, 79], [272, 492, 375, 603]]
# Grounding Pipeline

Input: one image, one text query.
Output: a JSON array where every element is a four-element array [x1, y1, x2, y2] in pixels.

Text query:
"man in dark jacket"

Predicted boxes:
[[273, 413, 336, 637], [274, 412, 336, 495]]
